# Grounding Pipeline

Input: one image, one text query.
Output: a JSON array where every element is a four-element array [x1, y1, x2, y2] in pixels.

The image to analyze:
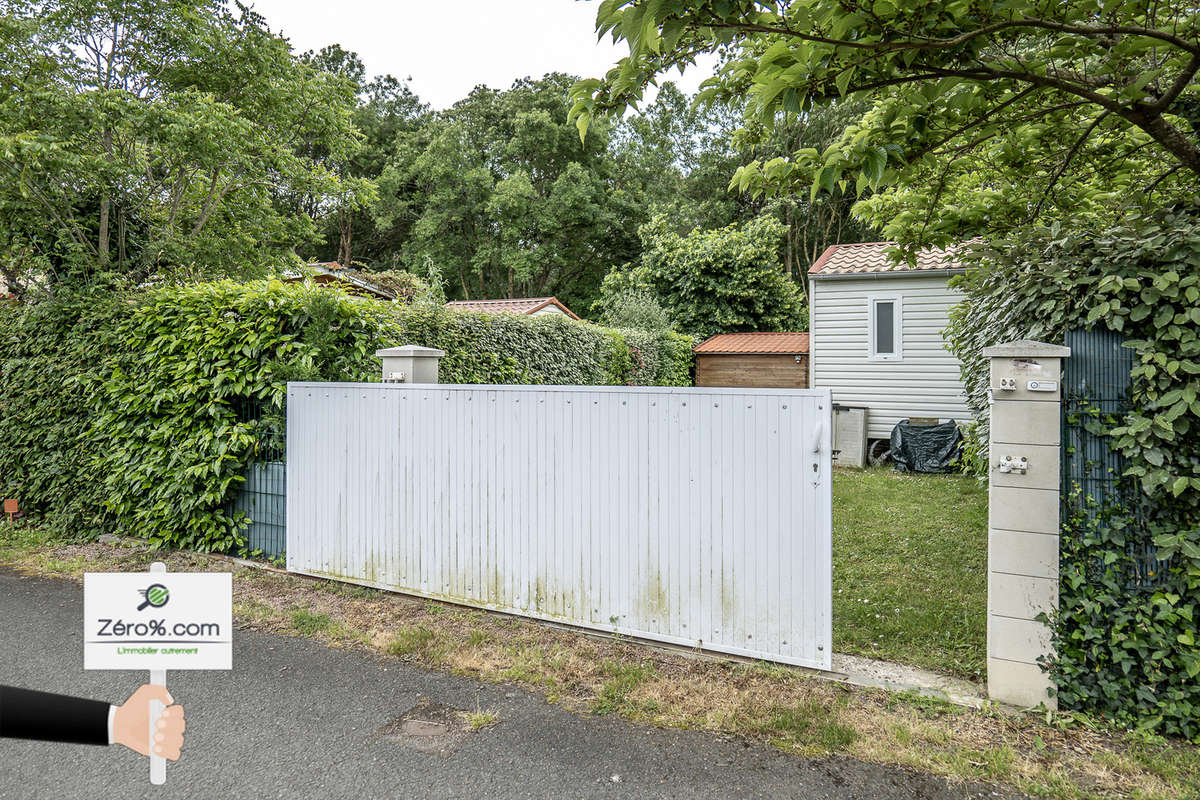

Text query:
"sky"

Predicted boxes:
[[246, 0, 716, 109]]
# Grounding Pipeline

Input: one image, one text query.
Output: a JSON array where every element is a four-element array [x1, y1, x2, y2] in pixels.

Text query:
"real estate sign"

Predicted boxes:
[[83, 572, 232, 670]]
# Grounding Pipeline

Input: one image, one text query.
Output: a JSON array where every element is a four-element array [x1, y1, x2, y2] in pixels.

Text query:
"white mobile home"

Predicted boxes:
[[808, 241, 970, 449]]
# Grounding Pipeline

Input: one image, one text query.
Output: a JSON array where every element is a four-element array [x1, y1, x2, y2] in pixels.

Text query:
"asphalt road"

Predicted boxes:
[[0, 568, 1017, 799]]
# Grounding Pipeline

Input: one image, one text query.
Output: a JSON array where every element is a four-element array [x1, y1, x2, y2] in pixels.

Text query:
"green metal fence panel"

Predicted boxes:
[[1061, 328, 1167, 588], [1062, 328, 1133, 512], [227, 399, 286, 559]]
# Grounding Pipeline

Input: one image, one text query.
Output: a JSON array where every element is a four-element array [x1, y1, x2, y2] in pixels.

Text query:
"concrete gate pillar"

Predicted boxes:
[[376, 345, 445, 384], [982, 340, 1070, 709]]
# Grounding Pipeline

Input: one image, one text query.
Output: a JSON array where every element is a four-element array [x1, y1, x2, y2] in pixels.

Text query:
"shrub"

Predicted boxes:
[[944, 204, 1200, 739], [595, 215, 808, 339], [0, 280, 694, 551], [597, 289, 671, 332]]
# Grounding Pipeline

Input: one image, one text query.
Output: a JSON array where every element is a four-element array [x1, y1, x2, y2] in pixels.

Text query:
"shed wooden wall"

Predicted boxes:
[[808, 273, 969, 439], [695, 354, 809, 388]]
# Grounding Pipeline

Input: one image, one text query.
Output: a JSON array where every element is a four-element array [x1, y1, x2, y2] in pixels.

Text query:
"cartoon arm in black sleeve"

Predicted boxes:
[[0, 684, 185, 759]]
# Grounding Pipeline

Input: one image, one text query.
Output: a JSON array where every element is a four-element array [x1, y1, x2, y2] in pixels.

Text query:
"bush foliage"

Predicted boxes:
[[945, 205, 1200, 739], [0, 281, 693, 551], [597, 215, 808, 339]]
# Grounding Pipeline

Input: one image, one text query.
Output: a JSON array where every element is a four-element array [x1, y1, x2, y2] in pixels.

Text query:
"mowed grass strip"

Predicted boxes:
[[833, 466, 988, 680]]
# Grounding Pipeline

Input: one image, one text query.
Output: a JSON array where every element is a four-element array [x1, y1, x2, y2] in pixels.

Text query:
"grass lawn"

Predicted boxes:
[[833, 466, 988, 680]]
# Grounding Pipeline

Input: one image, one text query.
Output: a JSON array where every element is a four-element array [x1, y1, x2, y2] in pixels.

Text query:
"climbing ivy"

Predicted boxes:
[[945, 204, 1200, 739]]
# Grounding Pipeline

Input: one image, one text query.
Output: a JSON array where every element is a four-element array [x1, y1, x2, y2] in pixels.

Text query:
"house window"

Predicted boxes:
[[868, 294, 903, 360]]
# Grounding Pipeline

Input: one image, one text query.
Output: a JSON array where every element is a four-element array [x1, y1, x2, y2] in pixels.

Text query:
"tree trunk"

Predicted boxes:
[[1125, 108, 1200, 176], [117, 205, 127, 269], [98, 129, 113, 266], [337, 208, 353, 266], [784, 201, 795, 279], [98, 194, 110, 266]]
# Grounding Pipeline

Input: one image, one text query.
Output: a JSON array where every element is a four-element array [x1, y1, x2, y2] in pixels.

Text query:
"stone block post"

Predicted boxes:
[[376, 345, 445, 384], [982, 340, 1070, 708]]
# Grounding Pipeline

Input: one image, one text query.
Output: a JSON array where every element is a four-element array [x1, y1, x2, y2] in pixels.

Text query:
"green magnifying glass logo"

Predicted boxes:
[[137, 583, 170, 611]]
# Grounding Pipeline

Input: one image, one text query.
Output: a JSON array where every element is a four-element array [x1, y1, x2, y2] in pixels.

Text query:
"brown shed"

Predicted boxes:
[[693, 332, 810, 388]]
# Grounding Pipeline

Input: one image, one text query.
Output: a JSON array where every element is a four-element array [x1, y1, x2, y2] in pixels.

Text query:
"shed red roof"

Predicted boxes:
[[693, 332, 809, 355], [808, 241, 964, 276], [445, 296, 580, 320]]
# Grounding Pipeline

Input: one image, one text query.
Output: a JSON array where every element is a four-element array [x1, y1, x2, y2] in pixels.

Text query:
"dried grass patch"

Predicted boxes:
[[2, 538, 1196, 799]]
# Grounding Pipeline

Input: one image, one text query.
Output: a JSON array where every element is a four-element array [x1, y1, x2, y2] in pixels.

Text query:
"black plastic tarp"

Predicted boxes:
[[889, 421, 963, 473]]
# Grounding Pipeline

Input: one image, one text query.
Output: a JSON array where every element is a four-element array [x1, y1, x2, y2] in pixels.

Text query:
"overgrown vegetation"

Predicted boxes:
[[945, 204, 1200, 740], [833, 467, 988, 679], [572, 1, 1199, 250], [0, 281, 693, 550], [597, 215, 808, 339]]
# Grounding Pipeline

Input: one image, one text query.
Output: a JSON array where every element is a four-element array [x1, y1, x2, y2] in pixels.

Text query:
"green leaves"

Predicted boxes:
[[946, 203, 1200, 740], [570, 0, 1200, 252], [598, 214, 807, 340], [379, 73, 640, 307], [0, 281, 694, 550], [0, 1, 366, 294]]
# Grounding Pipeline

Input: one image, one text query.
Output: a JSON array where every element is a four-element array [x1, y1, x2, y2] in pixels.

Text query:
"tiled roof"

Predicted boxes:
[[808, 241, 964, 276], [445, 296, 580, 320], [693, 332, 810, 355]]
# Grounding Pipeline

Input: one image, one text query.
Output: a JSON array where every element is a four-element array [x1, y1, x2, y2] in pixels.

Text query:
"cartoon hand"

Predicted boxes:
[[112, 685, 185, 760]]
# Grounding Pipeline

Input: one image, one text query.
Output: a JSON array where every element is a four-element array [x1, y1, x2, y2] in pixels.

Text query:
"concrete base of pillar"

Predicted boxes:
[[988, 657, 1057, 709]]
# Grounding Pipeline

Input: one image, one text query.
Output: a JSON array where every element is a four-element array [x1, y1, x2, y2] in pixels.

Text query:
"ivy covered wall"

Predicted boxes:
[[945, 205, 1200, 739]]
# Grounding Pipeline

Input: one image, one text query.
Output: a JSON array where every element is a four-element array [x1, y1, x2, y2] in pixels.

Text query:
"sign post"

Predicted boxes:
[[84, 562, 232, 786], [148, 562, 167, 785]]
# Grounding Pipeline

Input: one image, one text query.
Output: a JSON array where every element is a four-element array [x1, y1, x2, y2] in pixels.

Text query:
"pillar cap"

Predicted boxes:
[[375, 345, 446, 358], [982, 340, 1070, 358]]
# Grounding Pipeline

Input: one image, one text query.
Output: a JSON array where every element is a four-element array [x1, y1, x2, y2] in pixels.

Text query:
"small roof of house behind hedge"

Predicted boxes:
[[808, 241, 965, 276], [693, 332, 809, 355], [445, 296, 580, 320], [281, 261, 396, 300]]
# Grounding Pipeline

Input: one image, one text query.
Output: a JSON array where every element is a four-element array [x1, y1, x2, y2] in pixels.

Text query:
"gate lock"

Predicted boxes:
[[997, 455, 1028, 474]]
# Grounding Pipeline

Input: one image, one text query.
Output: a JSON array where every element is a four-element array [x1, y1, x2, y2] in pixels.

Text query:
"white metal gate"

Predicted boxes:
[[286, 382, 832, 669]]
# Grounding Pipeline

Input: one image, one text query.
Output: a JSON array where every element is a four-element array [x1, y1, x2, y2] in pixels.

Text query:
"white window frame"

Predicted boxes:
[[867, 293, 903, 361]]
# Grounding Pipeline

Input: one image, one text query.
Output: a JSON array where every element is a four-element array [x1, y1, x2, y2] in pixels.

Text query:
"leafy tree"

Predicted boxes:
[[0, 0, 366, 296], [610, 82, 751, 231], [736, 98, 880, 277], [300, 44, 429, 266], [571, 1, 1200, 247], [377, 73, 640, 309], [599, 214, 807, 338], [612, 84, 878, 278]]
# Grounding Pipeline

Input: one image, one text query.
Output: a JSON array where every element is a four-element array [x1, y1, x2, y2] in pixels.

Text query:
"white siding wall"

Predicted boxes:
[[809, 273, 970, 439]]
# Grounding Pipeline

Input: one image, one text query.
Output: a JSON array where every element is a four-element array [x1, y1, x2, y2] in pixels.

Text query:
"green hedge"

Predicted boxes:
[[0, 280, 693, 551], [944, 205, 1200, 740]]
